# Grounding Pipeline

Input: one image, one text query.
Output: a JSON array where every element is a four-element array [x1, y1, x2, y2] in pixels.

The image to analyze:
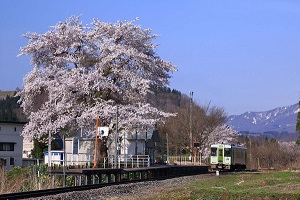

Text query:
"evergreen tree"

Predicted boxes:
[[0, 94, 20, 121], [31, 134, 61, 159]]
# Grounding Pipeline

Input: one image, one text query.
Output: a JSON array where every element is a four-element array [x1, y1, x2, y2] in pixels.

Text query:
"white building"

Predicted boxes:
[[61, 128, 158, 167], [23, 136, 34, 158], [44, 150, 63, 165], [64, 136, 95, 166], [0, 121, 25, 170]]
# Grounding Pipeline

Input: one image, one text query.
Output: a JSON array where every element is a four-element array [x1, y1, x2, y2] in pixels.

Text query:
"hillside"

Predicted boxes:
[[0, 90, 15, 100], [227, 103, 299, 134], [0, 91, 27, 122]]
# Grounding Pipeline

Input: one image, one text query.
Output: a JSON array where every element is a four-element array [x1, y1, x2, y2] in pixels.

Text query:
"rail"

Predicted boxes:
[[0, 165, 209, 200]]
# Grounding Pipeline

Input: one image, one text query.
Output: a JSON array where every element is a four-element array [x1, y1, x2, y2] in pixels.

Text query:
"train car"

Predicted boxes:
[[210, 143, 247, 170]]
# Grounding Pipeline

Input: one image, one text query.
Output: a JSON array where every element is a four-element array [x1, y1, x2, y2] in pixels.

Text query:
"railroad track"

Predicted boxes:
[[0, 179, 143, 200], [0, 174, 205, 199], [0, 167, 248, 199]]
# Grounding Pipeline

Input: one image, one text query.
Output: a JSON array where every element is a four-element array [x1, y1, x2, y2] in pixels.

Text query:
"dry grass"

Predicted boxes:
[[123, 171, 300, 200]]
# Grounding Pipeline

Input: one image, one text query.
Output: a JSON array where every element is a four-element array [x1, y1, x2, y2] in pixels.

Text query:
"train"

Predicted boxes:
[[210, 143, 247, 170]]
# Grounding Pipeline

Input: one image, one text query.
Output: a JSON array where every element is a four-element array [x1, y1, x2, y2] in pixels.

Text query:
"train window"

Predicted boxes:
[[224, 148, 231, 157], [236, 151, 242, 158], [211, 147, 217, 156], [218, 149, 223, 157]]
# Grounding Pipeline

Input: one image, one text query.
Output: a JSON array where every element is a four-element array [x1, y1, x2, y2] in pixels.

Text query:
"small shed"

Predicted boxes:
[[44, 150, 63, 165]]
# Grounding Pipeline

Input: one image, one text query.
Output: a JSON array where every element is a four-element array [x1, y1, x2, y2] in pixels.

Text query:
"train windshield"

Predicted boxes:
[[211, 147, 217, 156], [224, 148, 231, 157]]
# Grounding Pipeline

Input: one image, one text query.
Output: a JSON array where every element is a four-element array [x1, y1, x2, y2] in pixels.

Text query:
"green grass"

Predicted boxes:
[[154, 171, 300, 200], [6, 166, 28, 177]]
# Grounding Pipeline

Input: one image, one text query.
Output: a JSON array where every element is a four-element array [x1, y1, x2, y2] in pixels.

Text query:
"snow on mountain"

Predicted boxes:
[[227, 103, 298, 133]]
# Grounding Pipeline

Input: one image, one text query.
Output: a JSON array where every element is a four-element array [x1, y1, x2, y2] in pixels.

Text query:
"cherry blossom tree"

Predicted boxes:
[[202, 124, 237, 158], [207, 124, 237, 145], [18, 16, 176, 138]]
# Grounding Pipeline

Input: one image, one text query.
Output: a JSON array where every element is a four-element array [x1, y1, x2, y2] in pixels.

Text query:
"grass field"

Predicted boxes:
[[153, 171, 300, 200]]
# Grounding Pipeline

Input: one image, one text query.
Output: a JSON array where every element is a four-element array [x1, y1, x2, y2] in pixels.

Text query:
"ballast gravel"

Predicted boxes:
[[26, 174, 217, 200]]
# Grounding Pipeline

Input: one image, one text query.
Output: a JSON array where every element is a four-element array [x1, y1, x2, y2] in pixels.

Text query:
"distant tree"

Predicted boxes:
[[155, 92, 228, 158], [242, 135, 300, 169], [18, 16, 176, 138], [31, 135, 48, 159], [31, 134, 60, 159]]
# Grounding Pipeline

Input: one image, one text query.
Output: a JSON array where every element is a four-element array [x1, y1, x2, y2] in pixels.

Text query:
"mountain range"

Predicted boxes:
[[227, 103, 299, 135]]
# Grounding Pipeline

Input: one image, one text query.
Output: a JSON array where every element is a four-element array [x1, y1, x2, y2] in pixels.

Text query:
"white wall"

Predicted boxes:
[[23, 136, 33, 158], [64, 135, 147, 157], [44, 151, 63, 165], [0, 122, 24, 170], [65, 137, 94, 155], [64, 137, 95, 165], [126, 139, 146, 155]]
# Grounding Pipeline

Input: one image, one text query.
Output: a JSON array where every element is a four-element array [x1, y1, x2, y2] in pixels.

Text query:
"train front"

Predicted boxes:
[[210, 144, 232, 170]]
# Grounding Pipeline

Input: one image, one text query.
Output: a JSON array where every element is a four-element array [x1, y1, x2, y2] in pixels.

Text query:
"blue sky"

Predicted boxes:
[[0, 0, 299, 115]]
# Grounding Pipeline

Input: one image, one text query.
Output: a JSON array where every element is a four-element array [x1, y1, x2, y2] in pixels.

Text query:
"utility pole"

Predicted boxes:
[[115, 105, 119, 169], [36, 153, 40, 190], [48, 130, 53, 189], [250, 137, 252, 171], [48, 131, 51, 167], [93, 116, 99, 168], [135, 130, 138, 155], [166, 132, 169, 164], [189, 91, 193, 163], [145, 130, 147, 155], [62, 135, 65, 187]]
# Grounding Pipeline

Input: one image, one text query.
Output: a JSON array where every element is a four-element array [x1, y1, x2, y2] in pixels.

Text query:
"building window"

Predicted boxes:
[[10, 157, 14, 165], [73, 138, 79, 154], [8, 144, 14, 151], [0, 143, 15, 151]]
